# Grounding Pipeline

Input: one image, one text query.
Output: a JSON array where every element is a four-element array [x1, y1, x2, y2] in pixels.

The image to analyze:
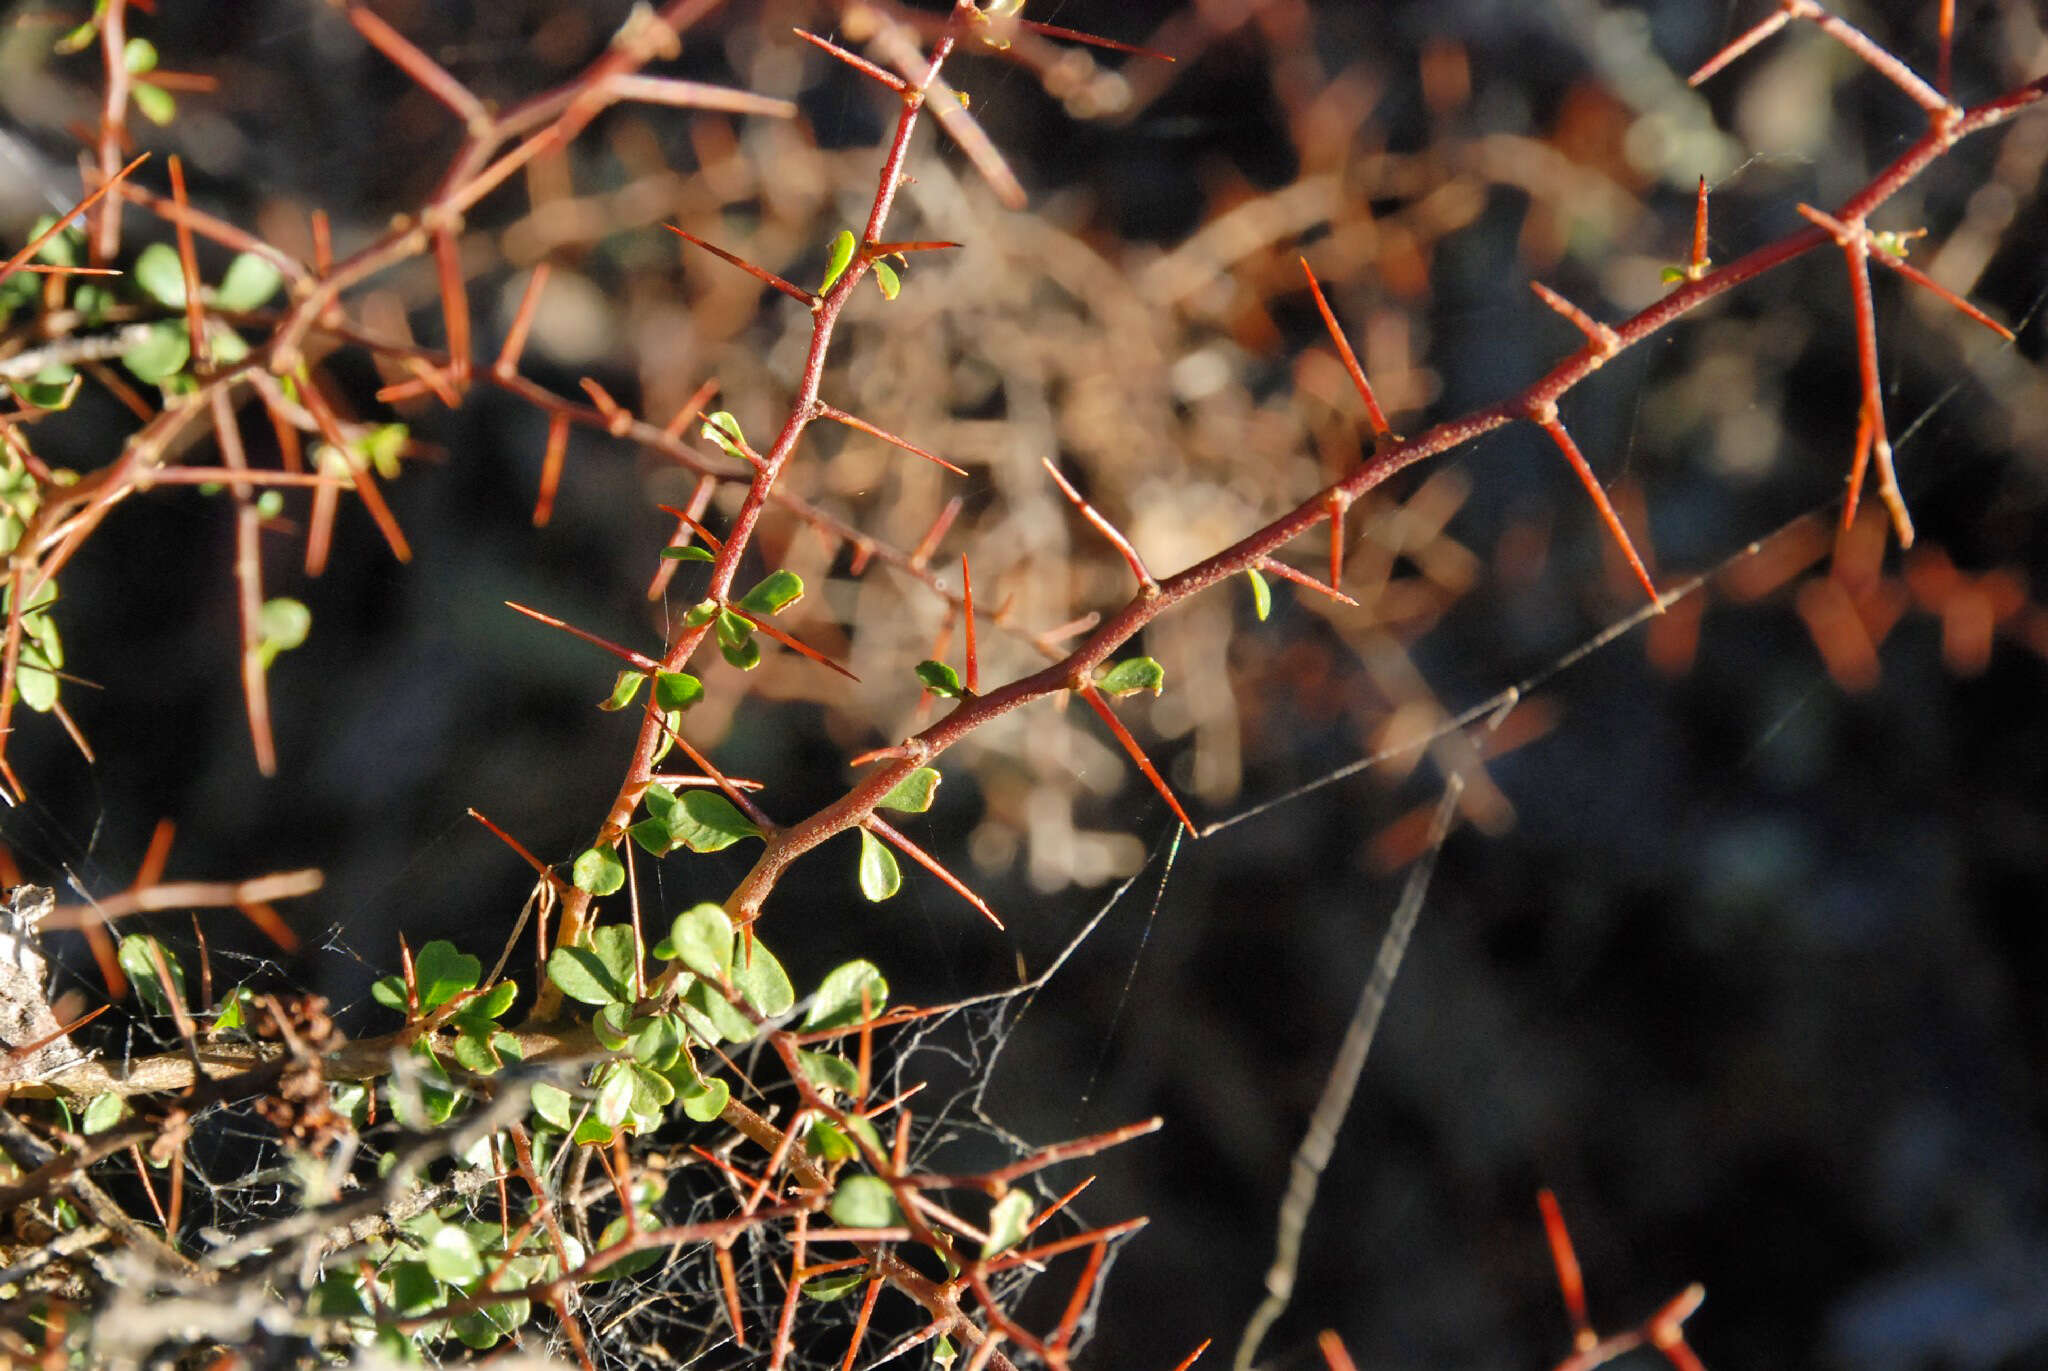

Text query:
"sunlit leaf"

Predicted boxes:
[[414, 940, 481, 1009], [820, 229, 856, 294], [571, 846, 625, 895], [915, 660, 965, 698], [828, 1174, 901, 1228], [731, 936, 794, 1017], [985, 1190, 1033, 1257], [671, 791, 762, 853], [736, 569, 804, 616], [856, 829, 900, 902], [1246, 567, 1272, 621], [667, 903, 733, 980], [215, 252, 283, 311], [1095, 656, 1165, 697], [599, 670, 644, 712], [877, 767, 940, 813], [805, 959, 889, 1030]]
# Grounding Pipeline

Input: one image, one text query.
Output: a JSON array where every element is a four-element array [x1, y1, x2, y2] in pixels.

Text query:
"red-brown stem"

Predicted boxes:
[[866, 816, 1001, 928], [1690, 175, 1710, 274], [534, 413, 570, 526], [816, 402, 967, 475], [961, 555, 979, 693], [1078, 685, 1196, 832], [504, 601, 660, 671], [1530, 408, 1661, 604], [1257, 555, 1360, 607], [1531, 282, 1620, 355], [1318, 1331, 1360, 1371], [1301, 257, 1393, 438], [0, 153, 147, 290], [496, 262, 551, 377], [168, 158, 210, 372], [1044, 458, 1157, 592], [1938, 0, 1955, 94], [1538, 1189, 1596, 1350], [537, 9, 971, 979], [718, 77, 2048, 920], [664, 224, 818, 307], [209, 387, 275, 774], [794, 28, 911, 94], [91, 0, 132, 265], [346, 4, 489, 130]]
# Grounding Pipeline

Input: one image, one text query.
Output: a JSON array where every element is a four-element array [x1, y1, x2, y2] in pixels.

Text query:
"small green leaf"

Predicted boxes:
[[592, 1001, 632, 1051], [131, 80, 176, 126], [717, 608, 760, 670], [629, 817, 673, 856], [1246, 567, 1272, 621], [414, 941, 481, 1010], [587, 1214, 663, 1282], [596, 1061, 635, 1128], [1095, 656, 1165, 698], [805, 960, 889, 1030], [424, 1225, 484, 1284], [829, 1175, 901, 1228], [820, 229, 857, 294], [121, 36, 158, 74], [356, 422, 409, 479], [570, 1115, 615, 1147], [371, 975, 409, 1013], [599, 670, 645, 712], [572, 846, 625, 896], [451, 1026, 504, 1074], [15, 666, 56, 713], [702, 411, 749, 462], [546, 945, 626, 1007], [641, 783, 682, 825], [856, 829, 901, 902], [134, 244, 188, 309], [672, 790, 763, 853], [387, 1259, 441, 1315], [807, 1118, 859, 1164], [915, 660, 965, 698], [934, 1335, 959, 1370], [654, 671, 704, 711], [796, 1049, 859, 1096], [82, 1093, 130, 1135], [1659, 264, 1689, 284], [985, 1190, 1033, 1257], [530, 1082, 577, 1132], [214, 253, 283, 311], [872, 259, 901, 300], [9, 364, 79, 411], [682, 597, 721, 628], [118, 934, 186, 1015], [667, 903, 733, 980], [629, 1014, 684, 1071], [679, 978, 755, 1043], [731, 936, 794, 1017], [736, 569, 804, 616], [660, 543, 715, 562], [255, 598, 310, 670], [804, 1270, 867, 1301], [474, 980, 518, 1020], [877, 767, 940, 814], [680, 1076, 729, 1122], [121, 320, 190, 383], [590, 924, 640, 997]]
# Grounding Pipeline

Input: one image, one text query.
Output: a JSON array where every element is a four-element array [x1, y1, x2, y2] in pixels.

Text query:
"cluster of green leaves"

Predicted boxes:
[[539, 904, 890, 1148]]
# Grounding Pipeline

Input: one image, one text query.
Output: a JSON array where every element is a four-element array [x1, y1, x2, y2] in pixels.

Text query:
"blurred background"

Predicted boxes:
[[2, 0, 2047, 1367]]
